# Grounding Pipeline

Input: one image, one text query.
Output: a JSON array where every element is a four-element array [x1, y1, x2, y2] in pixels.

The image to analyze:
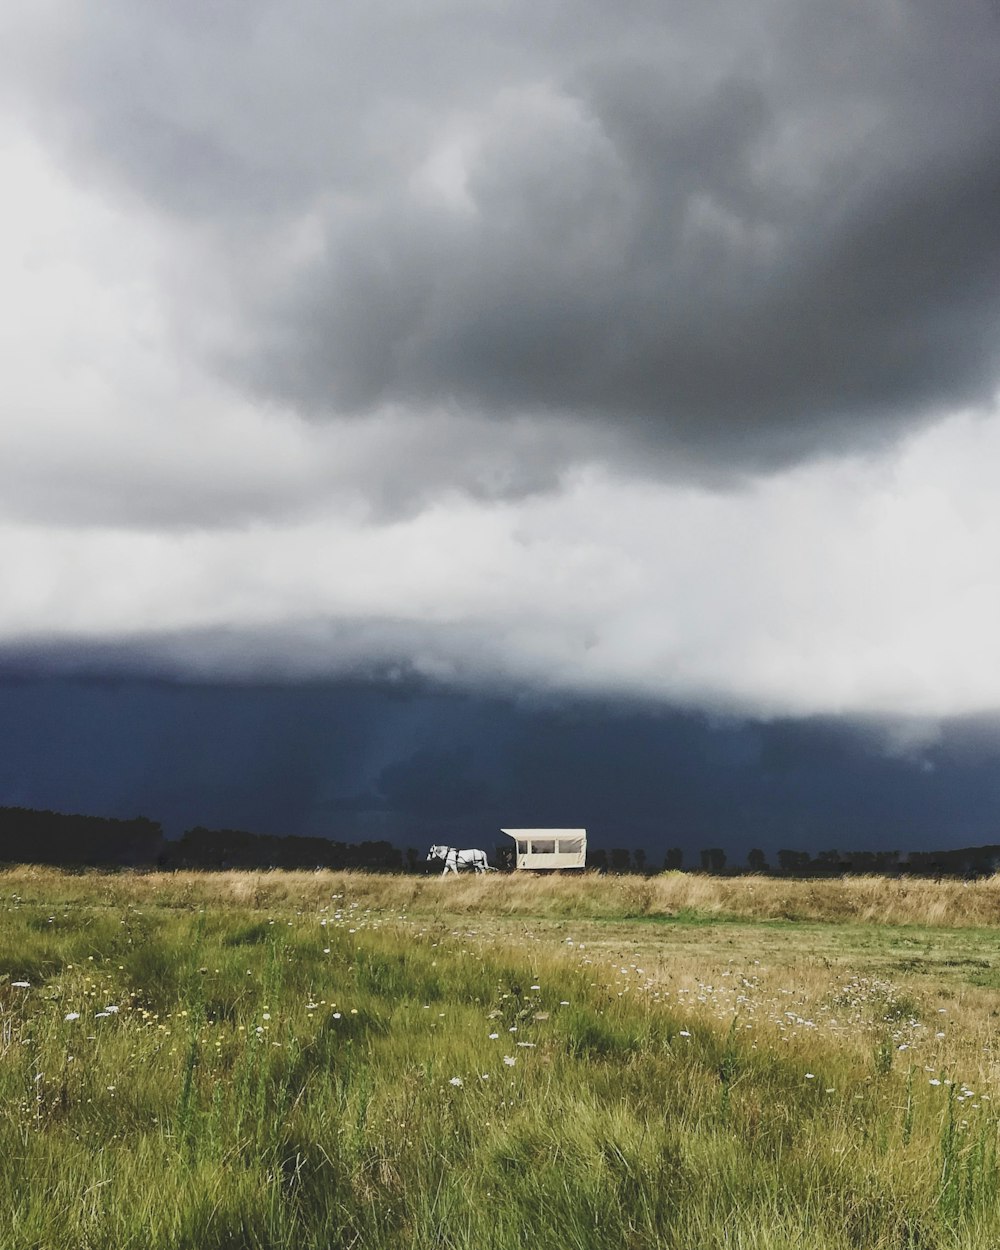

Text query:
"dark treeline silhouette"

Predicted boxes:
[[763, 846, 1000, 878], [596, 845, 1000, 878], [0, 807, 401, 872], [2, 804, 999, 878], [163, 826, 401, 871], [756, 845, 1000, 878], [0, 806, 162, 867]]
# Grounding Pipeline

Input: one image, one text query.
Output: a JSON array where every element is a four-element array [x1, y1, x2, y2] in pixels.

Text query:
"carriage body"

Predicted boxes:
[[501, 828, 586, 871]]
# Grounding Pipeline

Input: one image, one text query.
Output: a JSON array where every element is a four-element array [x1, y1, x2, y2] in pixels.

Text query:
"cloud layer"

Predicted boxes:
[[3, 411, 1000, 717], [1, 1, 999, 718]]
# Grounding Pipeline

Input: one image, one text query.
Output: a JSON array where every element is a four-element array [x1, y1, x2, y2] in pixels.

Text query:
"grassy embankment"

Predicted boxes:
[[3, 866, 1000, 1248]]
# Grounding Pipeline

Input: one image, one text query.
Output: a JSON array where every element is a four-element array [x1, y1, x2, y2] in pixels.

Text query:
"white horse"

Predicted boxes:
[[427, 844, 491, 875]]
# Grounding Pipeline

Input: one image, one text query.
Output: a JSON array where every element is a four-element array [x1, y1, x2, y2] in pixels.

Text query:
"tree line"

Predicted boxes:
[[0, 808, 401, 872], [593, 845, 1000, 878], [1, 805, 997, 878]]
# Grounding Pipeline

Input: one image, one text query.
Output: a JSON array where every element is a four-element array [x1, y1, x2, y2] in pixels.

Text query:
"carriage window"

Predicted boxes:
[[517, 841, 529, 856], [559, 837, 584, 855], [531, 840, 555, 854]]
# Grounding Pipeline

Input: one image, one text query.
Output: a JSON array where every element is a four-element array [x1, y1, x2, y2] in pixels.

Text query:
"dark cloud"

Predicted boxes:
[[9, 0, 1000, 485], [369, 746, 496, 821], [261, 39, 999, 475], [4, 1, 998, 487]]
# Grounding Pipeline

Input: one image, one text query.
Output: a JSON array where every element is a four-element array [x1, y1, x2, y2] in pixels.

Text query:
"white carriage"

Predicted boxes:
[[501, 828, 587, 871]]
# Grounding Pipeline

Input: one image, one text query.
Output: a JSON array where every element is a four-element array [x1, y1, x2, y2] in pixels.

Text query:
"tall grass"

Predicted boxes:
[[2, 872, 1000, 1247], [6, 864, 1000, 927]]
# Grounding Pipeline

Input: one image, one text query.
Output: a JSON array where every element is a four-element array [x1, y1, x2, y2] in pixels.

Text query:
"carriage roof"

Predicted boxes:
[[501, 828, 586, 843]]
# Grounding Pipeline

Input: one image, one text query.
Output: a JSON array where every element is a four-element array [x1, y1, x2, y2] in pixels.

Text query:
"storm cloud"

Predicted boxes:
[[2, 1, 1000, 729], [5, 0, 999, 479]]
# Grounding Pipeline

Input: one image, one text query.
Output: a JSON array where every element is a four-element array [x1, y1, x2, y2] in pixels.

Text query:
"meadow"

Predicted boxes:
[[3, 867, 1000, 1249]]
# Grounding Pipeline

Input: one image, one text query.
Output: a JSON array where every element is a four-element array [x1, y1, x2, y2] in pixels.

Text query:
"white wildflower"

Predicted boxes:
[[449, 1076, 463, 1087], [503, 1055, 516, 1067], [11, 981, 30, 988], [64, 1012, 80, 1021]]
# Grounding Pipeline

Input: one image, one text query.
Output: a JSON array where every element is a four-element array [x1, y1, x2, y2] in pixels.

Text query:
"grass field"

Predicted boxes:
[[3, 867, 1000, 1249]]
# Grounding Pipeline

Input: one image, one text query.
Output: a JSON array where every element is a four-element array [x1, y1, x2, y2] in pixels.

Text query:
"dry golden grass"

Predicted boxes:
[[562, 923, 1000, 1092], [5, 864, 1000, 928]]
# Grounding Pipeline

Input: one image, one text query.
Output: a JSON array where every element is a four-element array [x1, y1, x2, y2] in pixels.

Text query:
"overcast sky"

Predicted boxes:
[[2, 3, 1000, 846]]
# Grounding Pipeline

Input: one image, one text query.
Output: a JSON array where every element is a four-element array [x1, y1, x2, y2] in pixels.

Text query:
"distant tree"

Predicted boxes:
[[963, 848, 997, 878], [663, 847, 683, 871], [700, 848, 727, 874], [609, 848, 632, 874], [777, 849, 811, 875], [905, 851, 940, 875], [405, 847, 420, 872], [814, 849, 846, 875], [906, 845, 1000, 878], [589, 848, 608, 872], [747, 847, 768, 873], [838, 850, 901, 874], [633, 848, 647, 875]]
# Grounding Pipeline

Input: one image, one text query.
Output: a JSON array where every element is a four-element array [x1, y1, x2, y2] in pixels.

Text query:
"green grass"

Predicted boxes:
[[2, 877, 1000, 1247]]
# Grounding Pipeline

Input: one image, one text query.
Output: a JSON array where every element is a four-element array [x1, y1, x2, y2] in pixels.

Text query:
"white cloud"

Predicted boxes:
[[3, 374, 1000, 718]]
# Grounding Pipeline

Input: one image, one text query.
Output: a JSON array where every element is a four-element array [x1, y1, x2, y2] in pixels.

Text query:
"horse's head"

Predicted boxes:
[[427, 845, 443, 861]]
